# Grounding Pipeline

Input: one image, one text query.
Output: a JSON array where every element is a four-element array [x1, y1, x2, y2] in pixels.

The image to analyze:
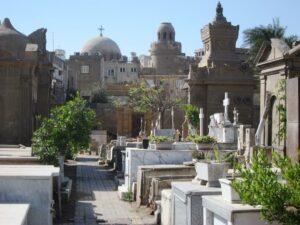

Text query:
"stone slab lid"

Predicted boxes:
[[0, 165, 59, 177], [0, 204, 30, 225], [172, 181, 221, 195], [202, 195, 261, 221]]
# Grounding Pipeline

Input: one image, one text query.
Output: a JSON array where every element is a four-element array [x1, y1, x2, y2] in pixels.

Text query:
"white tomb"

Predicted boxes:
[[202, 195, 280, 225], [208, 92, 238, 144], [172, 182, 221, 225], [118, 148, 193, 195], [0, 166, 59, 225]]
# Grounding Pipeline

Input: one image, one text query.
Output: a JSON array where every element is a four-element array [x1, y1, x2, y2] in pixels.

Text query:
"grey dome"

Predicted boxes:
[[81, 36, 121, 60], [157, 22, 175, 42]]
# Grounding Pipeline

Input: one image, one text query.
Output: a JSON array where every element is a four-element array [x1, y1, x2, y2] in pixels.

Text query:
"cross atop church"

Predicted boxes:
[[98, 25, 104, 36]]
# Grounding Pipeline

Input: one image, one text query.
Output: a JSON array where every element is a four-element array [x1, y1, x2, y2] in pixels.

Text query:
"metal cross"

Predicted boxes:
[[98, 25, 104, 36]]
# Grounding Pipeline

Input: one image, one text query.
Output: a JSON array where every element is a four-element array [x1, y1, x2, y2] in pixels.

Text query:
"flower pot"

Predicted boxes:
[[194, 161, 229, 187], [149, 141, 173, 150], [196, 143, 213, 150], [219, 178, 241, 203]]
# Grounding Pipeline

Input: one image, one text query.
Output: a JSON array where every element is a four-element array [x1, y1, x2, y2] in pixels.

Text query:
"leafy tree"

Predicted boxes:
[[91, 82, 109, 103], [128, 81, 183, 128], [233, 149, 300, 225], [243, 18, 299, 66], [32, 94, 96, 165]]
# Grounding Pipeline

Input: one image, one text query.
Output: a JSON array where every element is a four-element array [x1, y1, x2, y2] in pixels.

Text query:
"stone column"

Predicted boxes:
[[199, 108, 204, 136], [223, 92, 230, 123]]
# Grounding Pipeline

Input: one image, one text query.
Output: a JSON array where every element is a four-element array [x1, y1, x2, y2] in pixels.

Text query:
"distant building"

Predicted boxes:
[[68, 32, 140, 137], [0, 18, 52, 145], [49, 49, 68, 105], [68, 34, 139, 100], [140, 23, 192, 130]]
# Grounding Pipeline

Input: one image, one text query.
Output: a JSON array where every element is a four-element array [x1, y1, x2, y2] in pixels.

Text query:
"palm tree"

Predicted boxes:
[[243, 18, 298, 66]]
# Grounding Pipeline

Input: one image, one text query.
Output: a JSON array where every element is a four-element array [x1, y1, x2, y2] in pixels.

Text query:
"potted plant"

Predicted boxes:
[[194, 145, 229, 187], [187, 134, 216, 150], [231, 149, 300, 225], [219, 152, 241, 203], [148, 135, 174, 150]]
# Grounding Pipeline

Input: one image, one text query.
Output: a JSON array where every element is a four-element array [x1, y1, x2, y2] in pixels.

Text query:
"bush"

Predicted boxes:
[[232, 149, 300, 225], [32, 94, 96, 165], [187, 135, 216, 144], [182, 104, 199, 128]]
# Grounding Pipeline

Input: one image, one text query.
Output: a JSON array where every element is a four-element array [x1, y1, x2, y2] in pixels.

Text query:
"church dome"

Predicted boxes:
[[157, 22, 175, 42], [0, 18, 29, 59], [81, 36, 121, 60]]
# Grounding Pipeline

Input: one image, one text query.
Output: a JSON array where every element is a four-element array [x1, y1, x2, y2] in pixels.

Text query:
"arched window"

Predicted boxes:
[[169, 33, 173, 40], [158, 33, 161, 40], [163, 32, 167, 40]]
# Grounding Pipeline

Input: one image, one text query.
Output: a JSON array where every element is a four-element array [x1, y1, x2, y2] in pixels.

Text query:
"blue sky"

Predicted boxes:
[[1, 0, 299, 58]]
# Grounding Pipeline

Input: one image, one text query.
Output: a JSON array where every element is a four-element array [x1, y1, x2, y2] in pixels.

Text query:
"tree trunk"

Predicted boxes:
[[160, 110, 165, 129]]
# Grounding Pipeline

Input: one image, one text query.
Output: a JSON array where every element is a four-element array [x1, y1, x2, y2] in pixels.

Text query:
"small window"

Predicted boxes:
[[107, 69, 115, 76], [120, 68, 125, 73], [81, 65, 89, 74]]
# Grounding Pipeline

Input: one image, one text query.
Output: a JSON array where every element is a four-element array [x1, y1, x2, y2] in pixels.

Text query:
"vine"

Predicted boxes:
[[275, 79, 286, 145]]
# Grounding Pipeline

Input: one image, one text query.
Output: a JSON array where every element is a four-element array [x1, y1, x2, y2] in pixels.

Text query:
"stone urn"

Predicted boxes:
[[194, 161, 229, 187], [219, 178, 241, 203]]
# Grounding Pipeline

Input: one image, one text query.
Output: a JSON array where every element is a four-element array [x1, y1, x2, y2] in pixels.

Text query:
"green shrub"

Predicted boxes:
[[32, 94, 95, 165], [188, 135, 216, 144], [233, 149, 300, 225]]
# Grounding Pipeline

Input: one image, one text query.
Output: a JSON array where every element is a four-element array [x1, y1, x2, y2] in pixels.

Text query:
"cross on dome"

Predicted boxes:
[[98, 25, 104, 37]]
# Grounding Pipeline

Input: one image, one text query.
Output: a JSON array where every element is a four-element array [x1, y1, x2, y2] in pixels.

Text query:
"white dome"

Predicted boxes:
[[81, 36, 121, 60]]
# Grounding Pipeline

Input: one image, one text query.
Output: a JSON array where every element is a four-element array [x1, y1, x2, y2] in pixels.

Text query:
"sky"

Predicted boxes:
[[1, 0, 299, 58]]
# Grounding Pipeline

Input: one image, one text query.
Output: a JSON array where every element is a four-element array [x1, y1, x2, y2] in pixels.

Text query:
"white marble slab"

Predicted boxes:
[[172, 142, 196, 150], [0, 204, 30, 225], [124, 148, 193, 190]]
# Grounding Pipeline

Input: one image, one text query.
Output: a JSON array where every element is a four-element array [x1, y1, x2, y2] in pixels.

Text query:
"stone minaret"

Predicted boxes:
[[150, 22, 183, 74]]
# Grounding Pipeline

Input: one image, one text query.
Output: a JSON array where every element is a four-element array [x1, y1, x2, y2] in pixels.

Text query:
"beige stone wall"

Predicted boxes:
[[68, 54, 102, 97]]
